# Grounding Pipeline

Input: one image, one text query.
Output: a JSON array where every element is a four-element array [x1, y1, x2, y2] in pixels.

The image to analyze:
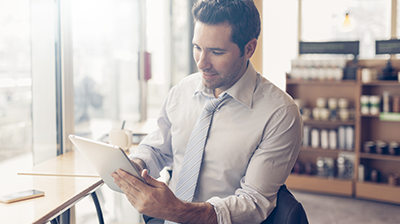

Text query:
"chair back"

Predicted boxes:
[[261, 185, 308, 224]]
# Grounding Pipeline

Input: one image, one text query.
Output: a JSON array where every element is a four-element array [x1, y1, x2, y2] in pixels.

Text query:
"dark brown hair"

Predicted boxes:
[[192, 0, 261, 56]]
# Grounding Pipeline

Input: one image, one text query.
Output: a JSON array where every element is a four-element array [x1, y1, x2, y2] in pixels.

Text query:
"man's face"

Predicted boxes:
[[192, 22, 248, 97]]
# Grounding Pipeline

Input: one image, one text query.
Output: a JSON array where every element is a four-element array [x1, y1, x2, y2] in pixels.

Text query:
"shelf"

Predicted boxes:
[[286, 174, 353, 196], [359, 153, 400, 162], [301, 146, 354, 154], [361, 81, 400, 86], [356, 181, 400, 204], [286, 79, 357, 86], [303, 119, 355, 126], [380, 112, 400, 122]]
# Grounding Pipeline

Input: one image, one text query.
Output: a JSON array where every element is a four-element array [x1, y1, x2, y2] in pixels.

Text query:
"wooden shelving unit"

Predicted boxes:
[[287, 174, 353, 196], [356, 181, 400, 204], [285, 59, 400, 204]]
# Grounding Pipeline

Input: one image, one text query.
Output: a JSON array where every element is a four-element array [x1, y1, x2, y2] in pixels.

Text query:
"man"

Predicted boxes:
[[111, 0, 302, 223]]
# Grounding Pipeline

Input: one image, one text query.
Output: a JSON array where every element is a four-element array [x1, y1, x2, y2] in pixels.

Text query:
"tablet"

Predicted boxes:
[[69, 134, 146, 193]]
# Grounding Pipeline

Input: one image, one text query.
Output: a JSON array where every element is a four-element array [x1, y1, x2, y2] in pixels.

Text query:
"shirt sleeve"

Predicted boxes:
[[208, 104, 303, 224], [129, 91, 174, 179]]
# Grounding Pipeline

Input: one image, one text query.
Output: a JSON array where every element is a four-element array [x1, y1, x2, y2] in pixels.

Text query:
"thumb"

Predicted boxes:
[[142, 169, 163, 188]]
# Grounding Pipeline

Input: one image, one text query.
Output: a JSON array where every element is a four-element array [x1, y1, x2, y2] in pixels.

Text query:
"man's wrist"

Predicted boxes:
[[131, 158, 147, 172], [168, 201, 217, 224]]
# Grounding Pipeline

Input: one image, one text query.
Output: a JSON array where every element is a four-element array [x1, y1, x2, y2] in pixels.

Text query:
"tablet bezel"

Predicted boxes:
[[69, 134, 146, 193]]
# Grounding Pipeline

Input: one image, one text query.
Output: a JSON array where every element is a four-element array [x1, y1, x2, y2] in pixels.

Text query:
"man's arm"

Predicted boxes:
[[112, 169, 217, 224]]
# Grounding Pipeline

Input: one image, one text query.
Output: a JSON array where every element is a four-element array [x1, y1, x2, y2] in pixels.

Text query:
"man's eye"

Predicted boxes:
[[212, 51, 223, 55]]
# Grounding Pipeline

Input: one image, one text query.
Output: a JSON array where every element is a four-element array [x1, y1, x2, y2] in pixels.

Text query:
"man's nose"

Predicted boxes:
[[197, 52, 211, 71]]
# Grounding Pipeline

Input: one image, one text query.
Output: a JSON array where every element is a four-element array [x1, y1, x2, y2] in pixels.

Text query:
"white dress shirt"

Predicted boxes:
[[131, 62, 303, 224]]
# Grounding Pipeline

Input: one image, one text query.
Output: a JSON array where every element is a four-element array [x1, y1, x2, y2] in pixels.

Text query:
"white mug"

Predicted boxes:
[[109, 129, 132, 150]]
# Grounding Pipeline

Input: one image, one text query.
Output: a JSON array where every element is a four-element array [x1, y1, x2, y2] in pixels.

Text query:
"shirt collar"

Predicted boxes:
[[193, 61, 257, 109]]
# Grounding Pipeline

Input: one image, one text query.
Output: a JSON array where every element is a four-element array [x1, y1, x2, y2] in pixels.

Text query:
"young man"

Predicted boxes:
[[112, 0, 302, 223]]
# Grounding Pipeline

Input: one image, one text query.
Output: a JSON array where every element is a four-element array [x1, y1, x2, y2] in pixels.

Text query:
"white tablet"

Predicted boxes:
[[69, 134, 146, 193]]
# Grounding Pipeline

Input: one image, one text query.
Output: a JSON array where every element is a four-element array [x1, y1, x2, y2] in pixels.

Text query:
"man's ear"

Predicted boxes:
[[244, 38, 258, 59]]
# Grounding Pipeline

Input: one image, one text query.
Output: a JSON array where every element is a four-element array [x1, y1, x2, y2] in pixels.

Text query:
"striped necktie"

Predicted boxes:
[[164, 94, 229, 224]]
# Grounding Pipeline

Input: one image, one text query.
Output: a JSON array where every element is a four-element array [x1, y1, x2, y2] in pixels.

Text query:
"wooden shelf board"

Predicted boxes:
[[300, 146, 353, 154], [356, 181, 400, 204], [303, 119, 355, 126], [359, 153, 400, 162], [286, 174, 353, 196], [361, 81, 400, 86], [361, 114, 380, 118], [287, 79, 357, 86]]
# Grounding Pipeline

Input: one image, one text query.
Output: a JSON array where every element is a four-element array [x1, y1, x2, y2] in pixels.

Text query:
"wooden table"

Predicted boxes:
[[0, 172, 103, 224], [0, 150, 104, 224]]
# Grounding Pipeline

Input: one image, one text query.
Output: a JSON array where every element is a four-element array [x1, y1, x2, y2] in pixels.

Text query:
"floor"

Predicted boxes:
[[291, 190, 400, 224]]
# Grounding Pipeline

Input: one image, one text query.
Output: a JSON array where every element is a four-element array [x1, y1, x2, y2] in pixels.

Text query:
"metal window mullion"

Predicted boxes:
[[55, 0, 74, 156]]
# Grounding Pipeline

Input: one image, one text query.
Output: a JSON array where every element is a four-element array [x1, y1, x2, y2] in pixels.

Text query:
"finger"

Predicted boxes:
[[116, 169, 147, 191], [112, 171, 141, 196], [112, 172, 141, 208], [141, 169, 159, 187]]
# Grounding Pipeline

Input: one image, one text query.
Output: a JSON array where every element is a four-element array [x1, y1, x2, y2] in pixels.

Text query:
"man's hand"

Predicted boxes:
[[111, 169, 217, 224], [111, 168, 183, 220]]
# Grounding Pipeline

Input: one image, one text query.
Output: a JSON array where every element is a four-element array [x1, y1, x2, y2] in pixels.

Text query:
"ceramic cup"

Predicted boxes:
[[109, 129, 132, 150]]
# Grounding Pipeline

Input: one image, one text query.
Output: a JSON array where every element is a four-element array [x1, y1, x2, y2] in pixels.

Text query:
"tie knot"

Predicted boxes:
[[204, 94, 229, 112]]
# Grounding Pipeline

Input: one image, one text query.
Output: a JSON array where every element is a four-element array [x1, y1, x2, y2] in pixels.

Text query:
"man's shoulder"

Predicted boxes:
[[256, 75, 295, 106]]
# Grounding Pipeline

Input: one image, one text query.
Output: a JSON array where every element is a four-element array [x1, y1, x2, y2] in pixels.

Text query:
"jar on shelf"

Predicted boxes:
[[389, 141, 400, 155], [364, 141, 375, 153], [369, 95, 381, 115], [376, 140, 388, 154], [360, 95, 369, 115]]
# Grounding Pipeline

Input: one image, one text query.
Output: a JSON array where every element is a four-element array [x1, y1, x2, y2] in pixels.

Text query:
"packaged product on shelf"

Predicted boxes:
[[383, 91, 390, 113], [364, 141, 376, 153], [338, 126, 346, 149], [320, 108, 330, 121], [389, 141, 400, 155], [311, 128, 320, 148], [328, 98, 338, 110], [304, 160, 316, 175], [376, 140, 388, 154], [345, 126, 354, 151], [337, 152, 354, 179], [302, 125, 310, 147], [369, 95, 381, 115], [388, 173, 399, 186], [302, 108, 311, 121], [338, 98, 349, 109], [316, 97, 327, 108], [320, 129, 329, 149], [360, 95, 370, 115], [393, 95, 400, 113], [339, 108, 350, 121], [316, 157, 335, 178], [312, 107, 321, 120], [328, 129, 337, 150], [358, 164, 365, 182], [370, 169, 381, 182], [361, 68, 372, 83]]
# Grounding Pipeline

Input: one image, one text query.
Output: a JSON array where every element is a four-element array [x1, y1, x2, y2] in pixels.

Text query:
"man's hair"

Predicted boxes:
[[192, 0, 261, 56]]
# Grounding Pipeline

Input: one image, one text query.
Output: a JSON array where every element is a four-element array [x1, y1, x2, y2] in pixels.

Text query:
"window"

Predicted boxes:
[[0, 0, 32, 166], [72, 0, 141, 140], [301, 0, 392, 59]]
